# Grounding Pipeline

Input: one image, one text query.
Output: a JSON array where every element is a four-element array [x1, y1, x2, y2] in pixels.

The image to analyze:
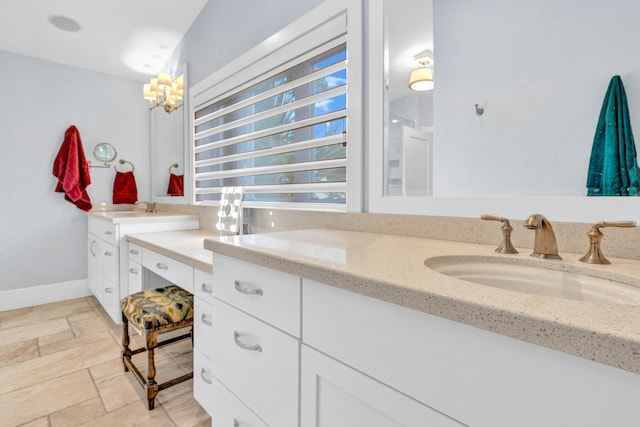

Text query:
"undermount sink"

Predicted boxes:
[[425, 256, 640, 305]]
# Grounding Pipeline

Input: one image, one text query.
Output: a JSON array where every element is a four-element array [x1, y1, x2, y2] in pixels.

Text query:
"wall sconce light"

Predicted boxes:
[[143, 72, 184, 113], [409, 56, 434, 92]]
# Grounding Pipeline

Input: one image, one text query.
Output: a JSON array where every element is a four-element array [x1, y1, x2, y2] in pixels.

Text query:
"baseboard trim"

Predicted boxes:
[[0, 279, 91, 312]]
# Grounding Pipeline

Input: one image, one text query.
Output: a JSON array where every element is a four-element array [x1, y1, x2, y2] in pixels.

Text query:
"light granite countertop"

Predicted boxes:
[[203, 228, 640, 375], [87, 210, 199, 225]]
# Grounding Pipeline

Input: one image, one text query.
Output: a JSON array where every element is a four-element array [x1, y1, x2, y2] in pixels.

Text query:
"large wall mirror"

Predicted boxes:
[[368, 0, 640, 223], [151, 63, 190, 204]]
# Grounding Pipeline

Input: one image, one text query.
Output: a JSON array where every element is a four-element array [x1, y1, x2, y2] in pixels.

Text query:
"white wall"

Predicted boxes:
[[433, 0, 640, 197], [168, 0, 325, 86], [0, 50, 150, 292]]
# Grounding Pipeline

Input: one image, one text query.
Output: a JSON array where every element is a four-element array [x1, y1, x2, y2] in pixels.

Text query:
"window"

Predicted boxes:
[[190, 0, 362, 211]]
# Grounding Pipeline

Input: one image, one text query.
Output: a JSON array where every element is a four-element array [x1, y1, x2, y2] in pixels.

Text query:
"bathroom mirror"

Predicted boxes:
[[151, 63, 189, 204], [368, 0, 640, 223], [93, 142, 117, 162]]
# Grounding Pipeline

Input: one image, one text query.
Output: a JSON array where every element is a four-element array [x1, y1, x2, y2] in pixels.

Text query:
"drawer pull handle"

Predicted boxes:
[[90, 240, 97, 257], [129, 249, 139, 255], [104, 230, 113, 235], [234, 280, 263, 296], [104, 251, 113, 257], [234, 420, 239, 427], [201, 313, 212, 326], [200, 368, 212, 385], [233, 331, 262, 352], [156, 263, 169, 270], [104, 287, 114, 293], [129, 268, 138, 274], [201, 283, 213, 294]]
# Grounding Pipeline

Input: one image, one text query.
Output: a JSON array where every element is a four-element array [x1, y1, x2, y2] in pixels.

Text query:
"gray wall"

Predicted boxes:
[[0, 50, 150, 292]]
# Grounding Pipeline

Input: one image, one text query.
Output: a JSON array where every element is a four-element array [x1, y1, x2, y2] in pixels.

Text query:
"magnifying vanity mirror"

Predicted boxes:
[[368, 0, 640, 223], [93, 142, 117, 163], [150, 63, 189, 204]]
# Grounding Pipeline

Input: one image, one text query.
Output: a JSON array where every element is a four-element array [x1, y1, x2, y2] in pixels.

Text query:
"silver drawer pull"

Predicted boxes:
[[233, 331, 262, 352], [104, 251, 113, 257], [201, 283, 213, 294], [200, 368, 212, 385], [129, 249, 139, 255], [104, 287, 114, 293], [234, 420, 239, 427], [234, 280, 263, 296], [201, 313, 212, 326], [104, 230, 113, 235], [156, 263, 169, 270], [129, 268, 139, 274]]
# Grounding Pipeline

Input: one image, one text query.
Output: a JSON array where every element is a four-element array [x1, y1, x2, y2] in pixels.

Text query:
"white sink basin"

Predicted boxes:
[[425, 256, 640, 305]]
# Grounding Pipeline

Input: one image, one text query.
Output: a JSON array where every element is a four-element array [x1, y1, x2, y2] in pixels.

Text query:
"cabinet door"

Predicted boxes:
[[301, 345, 464, 427], [87, 235, 102, 297]]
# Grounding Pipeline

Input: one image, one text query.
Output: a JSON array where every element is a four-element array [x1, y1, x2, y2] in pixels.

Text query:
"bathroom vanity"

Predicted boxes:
[[200, 229, 640, 427], [86, 211, 199, 323]]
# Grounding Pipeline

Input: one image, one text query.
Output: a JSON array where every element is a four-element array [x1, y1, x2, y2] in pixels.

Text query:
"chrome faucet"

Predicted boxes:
[[523, 214, 562, 259], [134, 202, 158, 213]]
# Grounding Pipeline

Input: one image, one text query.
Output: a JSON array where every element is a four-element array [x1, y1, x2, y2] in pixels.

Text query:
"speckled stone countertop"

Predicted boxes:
[[204, 228, 640, 375], [87, 210, 199, 225]]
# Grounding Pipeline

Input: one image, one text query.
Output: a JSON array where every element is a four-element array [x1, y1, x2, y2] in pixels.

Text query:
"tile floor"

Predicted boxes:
[[0, 297, 211, 427]]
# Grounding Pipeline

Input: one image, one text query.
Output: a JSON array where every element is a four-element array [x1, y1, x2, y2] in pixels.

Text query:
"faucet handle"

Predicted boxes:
[[481, 214, 518, 254], [579, 221, 636, 264]]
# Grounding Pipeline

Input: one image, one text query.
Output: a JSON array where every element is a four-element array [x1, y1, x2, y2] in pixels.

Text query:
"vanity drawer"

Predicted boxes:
[[127, 243, 142, 264], [128, 260, 142, 295], [194, 348, 268, 427], [194, 296, 214, 357], [143, 249, 194, 292], [102, 243, 119, 283], [195, 269, 215, 304], [212, 254, 301, 337], [211, 297, 299, 427], [88, 217, 118, 246]]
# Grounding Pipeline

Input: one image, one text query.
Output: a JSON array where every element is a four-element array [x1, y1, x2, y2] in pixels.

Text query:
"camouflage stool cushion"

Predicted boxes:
[[120, 286, 193, 331]]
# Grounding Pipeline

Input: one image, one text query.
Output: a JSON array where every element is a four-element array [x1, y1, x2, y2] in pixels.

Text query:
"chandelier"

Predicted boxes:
[[143, 72, 184, 113]]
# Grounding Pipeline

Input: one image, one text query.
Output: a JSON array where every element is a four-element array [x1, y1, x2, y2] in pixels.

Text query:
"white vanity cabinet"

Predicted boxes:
[[86, 214, 199, 324], [198, 254, 301, 427]]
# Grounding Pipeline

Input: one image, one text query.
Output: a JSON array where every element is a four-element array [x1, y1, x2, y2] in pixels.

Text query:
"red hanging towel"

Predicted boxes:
[[113, 171, 138, 204], [167, 173, 184, 196], [53, 125, 92, 211]]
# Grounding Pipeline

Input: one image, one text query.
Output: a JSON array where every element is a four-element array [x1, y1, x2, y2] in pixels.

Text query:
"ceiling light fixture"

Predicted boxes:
[[409, 56, 434, 92], [143, 72, 184, 113]]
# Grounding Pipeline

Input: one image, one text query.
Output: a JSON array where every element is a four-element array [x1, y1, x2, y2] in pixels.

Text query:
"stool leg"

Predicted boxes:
[[146, 330, 159, 410], [121, 312, 131, 372]]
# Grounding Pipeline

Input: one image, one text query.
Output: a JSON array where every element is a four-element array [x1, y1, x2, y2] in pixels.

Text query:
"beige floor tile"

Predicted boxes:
[[39, 330, 113, 356], [69, 315, 111, 338], [0, 307, 34, 327], [17, 417, 49, 427], [1, 299, 93, 330], [0, 339, 120, 395], [37, 331, 75, 347], [75, 400, 160, 427], [90, 357, 126, 380], [49, 397, 105, 427], [0, 339, 39, 368], [94, 371, 144, 412], [135, 415, 176, 427], [162, 389, 211, 427], [0, 369, 97, 427], [0, 318, 71, 347], [67, 309, 99, 323]]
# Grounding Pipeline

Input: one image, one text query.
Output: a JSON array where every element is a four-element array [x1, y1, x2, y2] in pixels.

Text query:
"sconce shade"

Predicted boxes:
[[156, 72, 172, 89], [409, 66, 434, 91]]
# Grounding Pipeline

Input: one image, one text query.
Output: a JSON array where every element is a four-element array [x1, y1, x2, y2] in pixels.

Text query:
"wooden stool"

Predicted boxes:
[[120, 285, 194, 410]]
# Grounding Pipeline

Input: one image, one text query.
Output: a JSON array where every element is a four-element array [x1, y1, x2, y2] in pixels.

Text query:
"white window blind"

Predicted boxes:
[[190, 1, 362, 210]]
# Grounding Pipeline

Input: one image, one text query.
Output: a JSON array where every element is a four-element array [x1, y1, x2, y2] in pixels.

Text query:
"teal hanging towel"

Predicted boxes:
[[586, 75, 640, 196]]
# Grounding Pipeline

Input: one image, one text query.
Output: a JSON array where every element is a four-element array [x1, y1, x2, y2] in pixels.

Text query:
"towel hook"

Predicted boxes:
[[115, 159, 135, 172], [474, 104, 485, 116], [169, 163, 179, 174]]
